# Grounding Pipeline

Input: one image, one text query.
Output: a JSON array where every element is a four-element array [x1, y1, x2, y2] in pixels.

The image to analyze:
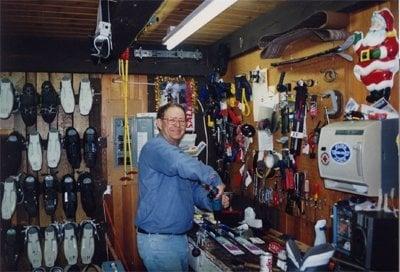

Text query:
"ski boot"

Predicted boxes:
[[23, 175, 39, 217], [62, 221, 78, 265], [78, 172, 96, 217], [28, 131, 43, 171], [62, 174, 77, 219], [1, 176, 17, 220], [3, 227, 20, 270], [24, 225, 42, 269], [47, 128, 61, 169], [44, 223, 60, 268], [43, 175, 59, 216], [80, 219, 98, 265], [49, 266, 64, 272]]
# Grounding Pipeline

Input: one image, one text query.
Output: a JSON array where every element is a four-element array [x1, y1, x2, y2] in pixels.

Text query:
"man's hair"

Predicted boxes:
[[156, 103, 186, 119]]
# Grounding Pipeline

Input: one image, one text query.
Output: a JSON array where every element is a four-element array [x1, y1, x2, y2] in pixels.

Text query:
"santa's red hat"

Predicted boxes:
[[375, 8, 394, 31]]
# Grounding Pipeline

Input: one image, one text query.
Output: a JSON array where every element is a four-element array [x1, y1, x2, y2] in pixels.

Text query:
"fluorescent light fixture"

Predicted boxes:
[[162, 0, 238, 50]]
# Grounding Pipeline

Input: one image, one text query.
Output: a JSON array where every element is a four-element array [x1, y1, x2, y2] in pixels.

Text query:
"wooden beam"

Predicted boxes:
[[109, 0, 163, 59], [1, 37, 211, 76], [209, 0, 373, 58]]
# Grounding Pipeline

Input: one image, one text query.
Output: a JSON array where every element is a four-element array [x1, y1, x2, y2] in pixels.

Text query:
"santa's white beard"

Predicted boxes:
[[363, 29, 386, 46]]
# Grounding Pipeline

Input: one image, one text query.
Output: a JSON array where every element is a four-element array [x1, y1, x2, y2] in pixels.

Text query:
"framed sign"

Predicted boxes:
[[154, 76, 197, 132]]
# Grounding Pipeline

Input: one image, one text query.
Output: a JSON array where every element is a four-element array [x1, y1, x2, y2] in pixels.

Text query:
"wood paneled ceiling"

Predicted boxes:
[[0, 0, 374, 46], [0, 0, 282, 44], [0, 0, 377, 73], [1, 0, 99, 39], [136, 0, 282, 45]]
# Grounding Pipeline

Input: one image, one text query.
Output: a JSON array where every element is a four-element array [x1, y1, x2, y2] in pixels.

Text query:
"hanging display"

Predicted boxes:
[[155, 76, 197, 132], [353, 8, 399, 103]]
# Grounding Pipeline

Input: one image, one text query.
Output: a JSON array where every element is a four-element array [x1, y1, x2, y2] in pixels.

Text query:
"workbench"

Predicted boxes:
[[188, 224, 367, 272], [187, 225, 309, 271]]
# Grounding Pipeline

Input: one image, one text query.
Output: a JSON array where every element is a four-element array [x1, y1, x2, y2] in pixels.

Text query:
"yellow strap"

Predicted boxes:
[[126, 60, 134, 175], [228, 97, 236, 107], [118, 58, 134, 177], [241, 88, 251, 117], [231, 83, 236, 95], [207, 115, 215, 127]]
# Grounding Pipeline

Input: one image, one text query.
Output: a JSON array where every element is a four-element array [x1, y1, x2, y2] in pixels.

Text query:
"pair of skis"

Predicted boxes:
[[290, 81, 308, 156], [200, 221, 264, 256], [271, 34, 355, 67]]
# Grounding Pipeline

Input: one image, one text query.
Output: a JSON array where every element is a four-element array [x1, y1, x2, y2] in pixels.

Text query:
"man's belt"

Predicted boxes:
[[137, 227, 186, 236]]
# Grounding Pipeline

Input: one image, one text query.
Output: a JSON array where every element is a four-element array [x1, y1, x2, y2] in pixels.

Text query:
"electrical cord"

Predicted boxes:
[[102, 189, 129, 269], [92, 0, 112, 59], [92, 35, 111, 59], [102, 193, 110, 262]]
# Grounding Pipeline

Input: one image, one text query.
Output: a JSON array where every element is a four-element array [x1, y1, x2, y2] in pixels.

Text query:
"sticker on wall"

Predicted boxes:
[[330, 143, 351, 164], [320, 152, 330, 165]]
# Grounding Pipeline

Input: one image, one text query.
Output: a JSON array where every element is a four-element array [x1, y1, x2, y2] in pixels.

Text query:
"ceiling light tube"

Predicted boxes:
[[162, 0, 238, 50]]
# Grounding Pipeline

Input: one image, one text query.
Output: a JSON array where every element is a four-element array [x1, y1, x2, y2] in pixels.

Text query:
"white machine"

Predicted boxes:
[[318, 119, 398, 196]]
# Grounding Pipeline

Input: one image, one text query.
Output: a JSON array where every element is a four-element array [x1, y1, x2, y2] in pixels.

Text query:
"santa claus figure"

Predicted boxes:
[[353, 8, 399, 103]]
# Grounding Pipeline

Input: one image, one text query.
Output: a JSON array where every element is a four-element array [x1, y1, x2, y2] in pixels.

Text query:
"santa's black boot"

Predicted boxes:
[[366, 90, 381, 103], [382, 87, 391, 101]]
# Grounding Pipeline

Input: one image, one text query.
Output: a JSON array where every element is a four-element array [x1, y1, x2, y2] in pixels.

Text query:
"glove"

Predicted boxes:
[[371, 48, 381, 59], [353, 31, 363, 44]]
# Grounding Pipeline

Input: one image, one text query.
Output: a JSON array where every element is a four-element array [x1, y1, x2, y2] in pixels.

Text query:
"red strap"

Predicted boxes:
[[285, 169, 295, 190], [220, 109, 228, 117], [273, 190, 279, 206], [308, 132, 316, 152], [120, 48, 130, 60], [227, 108, 242, 125]]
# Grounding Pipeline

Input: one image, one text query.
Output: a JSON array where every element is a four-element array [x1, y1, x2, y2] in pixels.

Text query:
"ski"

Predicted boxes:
[[202, 224, 245, 255], [271, 34, 355, 67], [216, 223, 265, 255], [290, 81, 308, 155]]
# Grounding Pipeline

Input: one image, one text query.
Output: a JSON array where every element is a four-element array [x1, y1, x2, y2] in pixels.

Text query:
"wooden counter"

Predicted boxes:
[[188, 226, 297, 271]]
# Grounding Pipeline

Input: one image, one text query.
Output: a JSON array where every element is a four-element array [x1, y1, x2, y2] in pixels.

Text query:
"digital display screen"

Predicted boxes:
[[335, 130, 364, 135]]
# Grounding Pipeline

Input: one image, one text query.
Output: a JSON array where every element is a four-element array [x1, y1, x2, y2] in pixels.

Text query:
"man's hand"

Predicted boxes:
[[215, 183, 225, 199], [221, 193, 230, 209]]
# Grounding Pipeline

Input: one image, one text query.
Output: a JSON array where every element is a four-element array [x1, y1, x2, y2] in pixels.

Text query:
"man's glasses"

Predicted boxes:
[[162, 117, 186, 126]]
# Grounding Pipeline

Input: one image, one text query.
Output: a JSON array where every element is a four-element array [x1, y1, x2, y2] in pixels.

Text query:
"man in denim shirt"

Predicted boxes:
[[136, 103, 228, 271]]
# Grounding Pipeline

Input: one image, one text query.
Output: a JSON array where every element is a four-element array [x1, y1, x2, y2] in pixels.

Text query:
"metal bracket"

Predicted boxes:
[[134, 47, 203, 60]]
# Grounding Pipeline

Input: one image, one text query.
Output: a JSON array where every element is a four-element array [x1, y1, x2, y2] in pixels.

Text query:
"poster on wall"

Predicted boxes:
[[155, 76, 197, 132]]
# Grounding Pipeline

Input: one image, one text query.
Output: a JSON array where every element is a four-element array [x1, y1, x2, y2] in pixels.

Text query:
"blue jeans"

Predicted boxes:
[[137, 232, 189, 272]]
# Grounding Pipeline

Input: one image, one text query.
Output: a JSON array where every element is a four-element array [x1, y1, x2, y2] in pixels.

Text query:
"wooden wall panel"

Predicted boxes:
[[72, 73, 90, 222], [223, 1, 398, 245], [101, 74, 148, 271], [47, 72, 67, 223], [35, 72, 50, 226]]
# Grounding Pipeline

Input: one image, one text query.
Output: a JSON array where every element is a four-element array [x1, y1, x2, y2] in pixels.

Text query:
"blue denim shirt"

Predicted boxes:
[[136, 135, 222, 234]]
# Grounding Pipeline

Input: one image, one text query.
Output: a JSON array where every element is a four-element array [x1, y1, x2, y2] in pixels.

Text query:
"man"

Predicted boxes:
[[136, 103, 229, 271], [353, 8, 399, 103]]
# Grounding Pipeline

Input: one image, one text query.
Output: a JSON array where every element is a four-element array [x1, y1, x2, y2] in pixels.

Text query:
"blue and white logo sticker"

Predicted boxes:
[[330, 143, 351, 164]]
